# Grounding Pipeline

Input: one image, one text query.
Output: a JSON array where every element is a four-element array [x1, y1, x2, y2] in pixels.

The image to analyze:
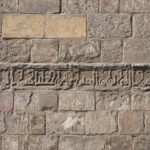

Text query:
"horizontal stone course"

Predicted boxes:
[[2, 14, 86, 39]]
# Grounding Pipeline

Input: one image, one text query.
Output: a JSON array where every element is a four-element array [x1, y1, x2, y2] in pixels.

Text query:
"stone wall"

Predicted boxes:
[[0, 0, 150, 149]]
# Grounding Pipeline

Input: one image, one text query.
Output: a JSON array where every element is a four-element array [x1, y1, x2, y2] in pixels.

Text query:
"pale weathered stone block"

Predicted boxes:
[[134, 15, 150, 38], [59, 91, 95, 111], [145, 112, 150, 134], [101, 40, 123, 63], [134, 136, 150, 150], [120, 0, 133, 12], [14, 91, 34, 111], [59, 136, 105, 150], [131, 91, 150, 110], [88, 14, 131, 38], [31, 40, 58, 63], [27, 136, 57, 150], [59, 39, 101, 63], [46, 112, 84, 134], [134, 0, 150, 12], [106, 136, 132, 150], [2, 14, 44, 38], [29, 112, 46, 135], [62, 0, 99, 14], [2, 136, 18, 150], [19, 0, 60, 13], [85, 111, 117, 134], [14, 90, 58, 111], [118, 111, 143, 134], [36, 90, 58, 111], [0, 0, 18, 12], [100, 0, 119, 12], [5, 112, 28, 134], [0, 91, 13, 111], [96, 92, 130, 111], [0, 40, 30, 63], [123, 39, 150, 63], [45, 15, 86, 38]]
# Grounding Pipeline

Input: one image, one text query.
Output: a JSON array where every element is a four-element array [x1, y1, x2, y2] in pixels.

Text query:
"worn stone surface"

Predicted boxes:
[[101, 40, 123, 63], [59, 91, 95, 111], [134, 15, 150, 38], [118, 111, 143, 134], [85, 111, 117, 134], [134, 0, 150, 12], [59, 39, 101, 63], [0, 112, 6, 134], [0, 91, 13, 111], [131, 91, 150, 110], [31, 40, 58, 63], [47, 112, 84, 134], [120, 0, 133, 12], [5, 112, 28, 134], [59, 136, 105, 150], [134, 136, 150, 150], [106, 136, 132, 150], [0, 40, 30, 63], [0, 0, 18, 12], [62, 0, 99, 14], [145, 112, 150, 134], [14, 90, 57, 111], [88, 14, 131, 38], [100, 0, 119, 12], [96, 91, 130, 111], [29, 112, 46, 135], [45, 15, 86, 38], [19, 0, 60, 13], [123, 39, 150, 63], [2, 136, 18, 150], [0, 15, 1, 36], [2, 14, 44, 38]]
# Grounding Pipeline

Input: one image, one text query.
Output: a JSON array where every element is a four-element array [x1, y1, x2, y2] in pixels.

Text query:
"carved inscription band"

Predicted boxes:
[[0, 64, 150, 90]]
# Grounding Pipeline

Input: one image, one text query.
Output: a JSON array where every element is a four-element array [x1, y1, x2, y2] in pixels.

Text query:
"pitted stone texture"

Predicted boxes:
[[0, 91, 13, 111], [0, 15, 1, 36], [100, 0, 119, 12], [14, 90, 57, 111], [123, 39, 150, 63], [120, 0, 133, 12], [47, 112, 84, 134], [131, 91, 150, 110], [134, 0, 150, 12], [27, 136, 57, 150], [134, 15, 150, 38], [59, 136, 105, 150], [2, 14, 44, 38], [2, 136, 18, 150], [88, 14, 131, 38], [101, 40, 123, 63], [145, 112, 150, 134], [19, 0, 60, 13], [59, 39, 100, 63], [5, 112, 28, 134], [0, 0, 18, 12], [0, 113, 6, 134], [106, 136, 132, 150], [118, 111, 143, 134], [134, 136, 150, 150], [0, 40, 30, 63], [96, 91, 130, 111], [59, 91, 95, 111], [85, 111, 117, 134], [29, 112, 46, 135], [31, 40, 58, 63], [62, 0, 99, 14], [45, 15, 86, 38]]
